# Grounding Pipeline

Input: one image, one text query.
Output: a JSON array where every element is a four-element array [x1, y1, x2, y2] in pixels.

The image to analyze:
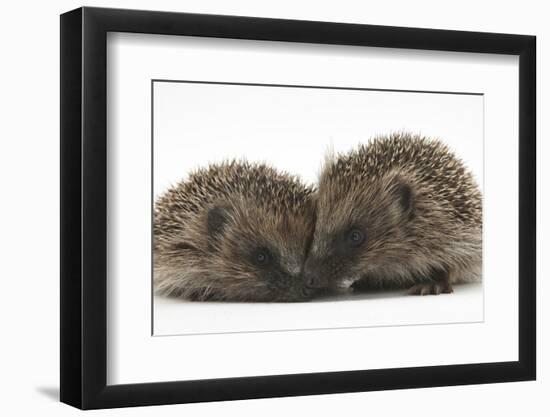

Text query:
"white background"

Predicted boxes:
[[153, 80, 485, 336], [0, 1, 547, 416], [153, 81, 484, 192]]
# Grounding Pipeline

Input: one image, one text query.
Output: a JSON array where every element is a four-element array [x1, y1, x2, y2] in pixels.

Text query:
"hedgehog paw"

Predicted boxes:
[[407, 282, 453, 296]]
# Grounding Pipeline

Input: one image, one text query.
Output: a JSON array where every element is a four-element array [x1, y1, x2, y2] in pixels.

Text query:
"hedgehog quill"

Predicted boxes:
[[304, 132, 482, 295], [154, 161, 317, 302]]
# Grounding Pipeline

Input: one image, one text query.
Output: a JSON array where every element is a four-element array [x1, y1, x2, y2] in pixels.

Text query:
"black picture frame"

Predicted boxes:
[[60, 6, 536, 410]]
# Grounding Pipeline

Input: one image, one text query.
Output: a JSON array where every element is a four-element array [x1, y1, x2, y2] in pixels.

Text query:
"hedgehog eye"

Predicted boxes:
[[253, 248, 272, 267], [346, 228, 365, 247]]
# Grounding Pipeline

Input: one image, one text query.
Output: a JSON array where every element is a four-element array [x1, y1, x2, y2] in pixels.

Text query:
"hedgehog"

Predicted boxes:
[[153, 160, 317, 302], [303, 132, 482, 296]]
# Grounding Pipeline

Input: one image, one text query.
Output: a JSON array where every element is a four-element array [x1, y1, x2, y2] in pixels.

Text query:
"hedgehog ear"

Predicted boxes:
[[396, 182, 413, 213], [387, 175, 415, 219], [207, 205, 232, 238]]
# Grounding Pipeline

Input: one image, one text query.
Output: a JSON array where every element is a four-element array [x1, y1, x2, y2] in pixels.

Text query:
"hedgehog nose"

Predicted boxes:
[[304, 272, 323, 289], [300, 285, 313, 299]]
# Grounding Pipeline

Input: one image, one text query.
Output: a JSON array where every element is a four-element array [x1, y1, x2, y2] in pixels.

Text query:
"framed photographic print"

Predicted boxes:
[[60, 6, 536, 409]]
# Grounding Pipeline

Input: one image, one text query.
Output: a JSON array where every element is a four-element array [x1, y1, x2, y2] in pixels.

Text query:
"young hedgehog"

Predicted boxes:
[[304, 132, 482, 295], [154, 161, 317, 302]]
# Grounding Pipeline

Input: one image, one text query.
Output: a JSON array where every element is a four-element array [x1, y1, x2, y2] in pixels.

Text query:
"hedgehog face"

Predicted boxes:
[[304, 170, 416, 291], [202, 200, 317, 301], [154, 196, 317, 302]]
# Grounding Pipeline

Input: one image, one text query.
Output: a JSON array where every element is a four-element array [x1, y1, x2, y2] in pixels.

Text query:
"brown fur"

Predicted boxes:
[[154, 161, 317, 301], [304, 132, 482, 295]]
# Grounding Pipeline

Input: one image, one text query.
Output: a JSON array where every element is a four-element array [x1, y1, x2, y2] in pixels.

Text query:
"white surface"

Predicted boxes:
[[1, 1, 547, 416], [154, 283, 483, 335], [108, 31, 517, 385], [153, 81, 483, 194]]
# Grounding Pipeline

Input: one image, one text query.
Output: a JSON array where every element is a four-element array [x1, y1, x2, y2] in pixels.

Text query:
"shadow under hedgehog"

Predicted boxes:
[[154, 161, 317, 302], [304, 132, 482, 296]]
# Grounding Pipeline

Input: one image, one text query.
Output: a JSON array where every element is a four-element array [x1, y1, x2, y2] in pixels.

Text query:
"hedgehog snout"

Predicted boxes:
[[303, 257, 330, 291], [272, 275, 316, 302]]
